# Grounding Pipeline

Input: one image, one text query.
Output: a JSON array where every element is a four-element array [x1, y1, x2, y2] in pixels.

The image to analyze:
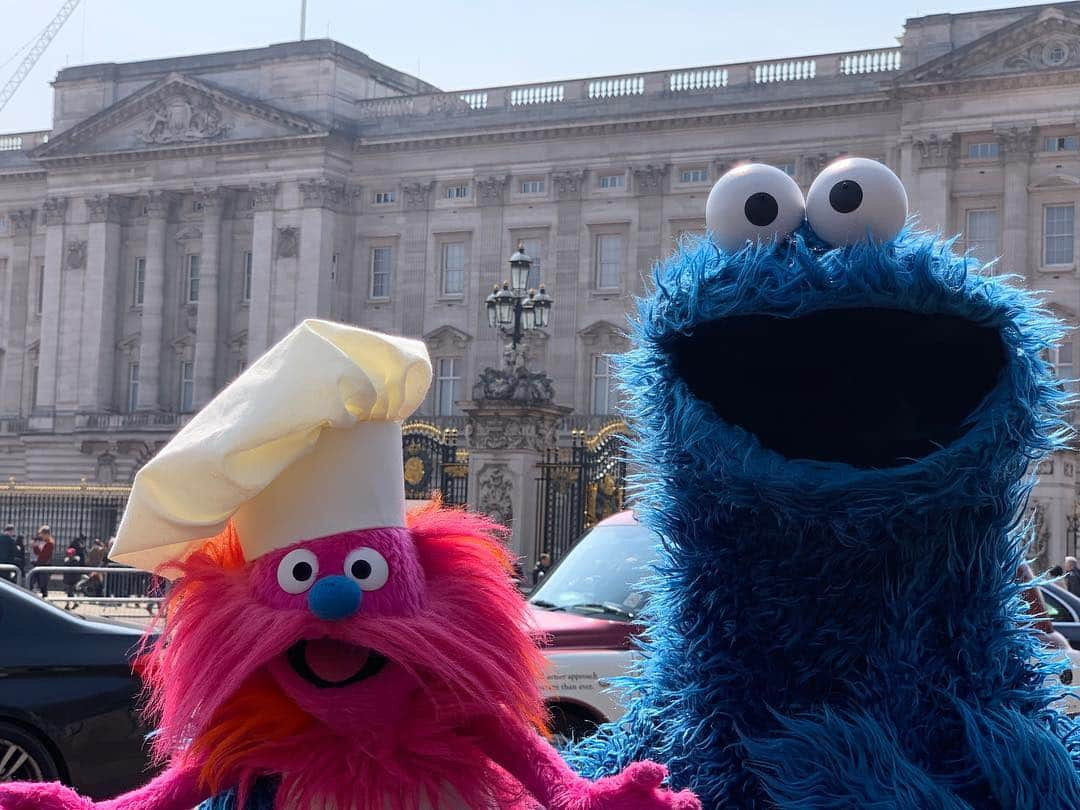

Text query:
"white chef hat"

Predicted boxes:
[[110, 319, 432, 572]]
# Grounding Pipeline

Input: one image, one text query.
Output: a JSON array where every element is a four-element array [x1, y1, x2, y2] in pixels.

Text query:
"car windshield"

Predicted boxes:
[[529, 523, 660, 621]]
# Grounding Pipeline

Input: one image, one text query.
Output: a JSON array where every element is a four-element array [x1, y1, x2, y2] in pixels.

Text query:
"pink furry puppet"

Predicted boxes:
[[0, 320, 698, 810]]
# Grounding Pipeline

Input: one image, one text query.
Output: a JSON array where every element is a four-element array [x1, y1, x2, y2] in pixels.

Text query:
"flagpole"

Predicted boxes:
[[300, 0, 308, 40]]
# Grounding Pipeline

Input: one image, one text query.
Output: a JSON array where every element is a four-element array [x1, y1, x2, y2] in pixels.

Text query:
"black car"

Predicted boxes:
[[0, 579, 155, 799], [1041, 581, 1080, 649]]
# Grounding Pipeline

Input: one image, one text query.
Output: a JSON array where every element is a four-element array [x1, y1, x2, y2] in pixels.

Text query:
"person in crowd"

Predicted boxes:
[[77, 570, 104, 599], [1049, 565, 1065, 578], [87, 537, 106, 568], [31, 525, 55, 598], [532, 552, 552, 586], [62, 546, 82, 609], [1065, 557, 1080, 597], [0, 523, 16, 583]]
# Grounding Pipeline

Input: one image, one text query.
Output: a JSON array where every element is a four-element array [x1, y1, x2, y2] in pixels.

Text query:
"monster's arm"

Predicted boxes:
[[0, 764, 207, 810], [478, 718, 699, 810]]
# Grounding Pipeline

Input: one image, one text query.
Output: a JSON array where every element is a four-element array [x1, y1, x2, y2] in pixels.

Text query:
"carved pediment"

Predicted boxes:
[[31, 73, 328, 161], [897, 7, 1080, 85], [1029, 172, 1080, 190], [424, 325, 472, 352], [579, 320, 628, 349]]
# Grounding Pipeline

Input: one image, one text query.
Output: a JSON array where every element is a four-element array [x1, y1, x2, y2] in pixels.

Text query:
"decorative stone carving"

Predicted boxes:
[[465, 410, 561, 453], [1004, 38, 1080, 72], [276, 226, 299, 258], [476, 174, 511, 206], [250, 182, 278, 212], [476, 463, 514, 525], [472, 364, 555, 405], [174, 224, 202, 242], [633, 164, 669, 195], [424, 325, 472, 353], [995, 126, 1038, 159], [913, 134, 954, 169], [86, 194, 129, 224], [65, 240, 87, 270], [144, 190, 177, 219], [552, 169, 588, 199], [299, 178, 349, 211], [403, 180, 436, 211], [42, 197, 67, 226], [194, 187, 228, 215], [140, 89, 231, 144], [800, 153, 835, 180], [7, 209, 33, 236]]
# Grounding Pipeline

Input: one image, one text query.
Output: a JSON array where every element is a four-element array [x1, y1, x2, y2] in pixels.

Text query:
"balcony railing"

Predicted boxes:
[[0, 131, 51, 152], [355, 47, 902, 121]]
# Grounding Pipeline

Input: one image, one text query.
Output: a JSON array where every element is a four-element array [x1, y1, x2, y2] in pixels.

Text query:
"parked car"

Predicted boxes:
[[0, 578, 155, 798], [529, 512, 1080, 741]]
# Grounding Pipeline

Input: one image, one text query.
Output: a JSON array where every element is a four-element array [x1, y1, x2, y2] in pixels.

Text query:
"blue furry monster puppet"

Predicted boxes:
[[565, 158, 1080, 808]]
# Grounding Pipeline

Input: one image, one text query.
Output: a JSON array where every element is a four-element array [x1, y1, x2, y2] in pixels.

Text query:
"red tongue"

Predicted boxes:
[[303, 639, 370, 683]]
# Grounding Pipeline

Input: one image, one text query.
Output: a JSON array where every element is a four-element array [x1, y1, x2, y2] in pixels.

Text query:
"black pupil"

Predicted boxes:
[[829, 180, 863, 214], [744, 192, 779, 227], [292, 561, 312, 582], [351, 559, 372, 580]]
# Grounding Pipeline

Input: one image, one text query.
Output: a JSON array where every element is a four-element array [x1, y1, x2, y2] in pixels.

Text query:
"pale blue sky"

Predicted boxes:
[[0, 0, 1053, 132]]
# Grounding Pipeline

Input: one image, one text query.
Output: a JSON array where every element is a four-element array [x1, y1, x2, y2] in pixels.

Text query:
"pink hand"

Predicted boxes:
[[0, 781, 93, 810], [569, 761, 701, 810]]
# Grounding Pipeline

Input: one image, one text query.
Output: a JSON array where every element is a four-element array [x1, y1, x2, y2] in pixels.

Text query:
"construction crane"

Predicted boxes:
[[0, 0, 82, 115]]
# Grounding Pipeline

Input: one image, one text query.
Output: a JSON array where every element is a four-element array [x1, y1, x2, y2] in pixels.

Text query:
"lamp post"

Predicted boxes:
[[485, 243, 553, 360]]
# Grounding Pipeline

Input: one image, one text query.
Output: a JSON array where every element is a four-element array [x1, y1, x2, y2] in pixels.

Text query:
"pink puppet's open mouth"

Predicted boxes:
[[285, 639, 388, 688]]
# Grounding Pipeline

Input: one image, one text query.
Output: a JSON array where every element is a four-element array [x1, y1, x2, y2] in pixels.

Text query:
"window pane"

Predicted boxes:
[[134, 257, 146, 305], [1044, 205, 1075, 265], [128, 363, 140, 412], [180, 362, 194, 412], [436, 357, 459, 416], [242, 252, 253, 301], [442, 243, 465, 295], [596, 234, 623, 289], [1059, 341, 1074, 369], [964, 209, 998, 264], [521, 237, 542, 290], [187, 254, 201, 302], [371, 246, 392, 298], [591, 355, 613, 414]]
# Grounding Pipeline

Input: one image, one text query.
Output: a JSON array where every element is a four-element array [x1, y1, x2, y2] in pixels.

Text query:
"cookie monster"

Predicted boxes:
[[565, 158, 1080, 808]]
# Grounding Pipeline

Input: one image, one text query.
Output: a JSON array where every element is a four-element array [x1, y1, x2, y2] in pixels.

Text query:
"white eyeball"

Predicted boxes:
[[705, 164, 806, 253], [806, 157, 907, 246], [277, 548, 319, 594], [344, 548, 390, 591]]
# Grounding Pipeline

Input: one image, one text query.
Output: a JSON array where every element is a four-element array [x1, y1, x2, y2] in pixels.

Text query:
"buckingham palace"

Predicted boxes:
[[2, 2, 1080, 561]]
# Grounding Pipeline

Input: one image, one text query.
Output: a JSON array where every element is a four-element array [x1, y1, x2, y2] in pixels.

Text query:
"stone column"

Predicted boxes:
[[194, 187, 227, 408], [550, 169, 588, 405], [247, 182, 278, 364], [136, 191, 175, 411], [0, 209, 34, 415], [79, 195, 128, 411], [997, 126, 1036, 278], [633, 164, 668, 297], [475, 175, 510, 372], [912, 134, 954, 233], [462, 399, 571, 561], [297, 178, 345, 321], [401, 181, 435, 338], [35, 197, 68, 413]]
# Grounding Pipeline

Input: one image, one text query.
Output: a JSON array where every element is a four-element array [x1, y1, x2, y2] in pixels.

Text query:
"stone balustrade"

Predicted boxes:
[[0, 131, 51, 152]]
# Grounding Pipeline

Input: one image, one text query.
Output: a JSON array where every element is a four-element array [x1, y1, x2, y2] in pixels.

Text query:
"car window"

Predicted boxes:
[[1042, 588, 1076, 622], [529, 524, 660, 620]]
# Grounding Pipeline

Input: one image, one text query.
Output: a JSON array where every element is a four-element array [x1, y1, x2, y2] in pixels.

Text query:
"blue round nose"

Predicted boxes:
[[307, 576, 362, 621]]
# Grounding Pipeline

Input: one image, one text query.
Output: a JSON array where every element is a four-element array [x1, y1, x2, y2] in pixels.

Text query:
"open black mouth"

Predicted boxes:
[[285, 639, 388, 689], [667, 308, 1005, 469]]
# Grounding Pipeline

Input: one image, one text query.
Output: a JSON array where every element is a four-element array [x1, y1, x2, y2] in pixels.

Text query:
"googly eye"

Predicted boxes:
[[344, 548, 390, 592], [705, 164, 806, 253], [277, 548, 319, 595], [805, 157, 907, 246]]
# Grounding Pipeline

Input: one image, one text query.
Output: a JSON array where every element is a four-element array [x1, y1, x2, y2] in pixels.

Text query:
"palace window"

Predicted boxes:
[[371, 246, 392, 299], [133, 257, 146, 306], [440, 241, 466, 296], [964, 209, 999, 265], [1053, 341, 1074, 380], [30, 364, 38, 408], [374, 191, 396, 205], [446, 184, 470, 200], [33, 260, 44, 315], [435, 357, 461, 416], [520, 179, 545, 194], [1045, 135, 1080, 153], [968, 142, 999, 160], [1044, 204, 1075, 266], [127, 363, 140, 413], [595, 233, 624, 290], [680, 168, 708, 184], [519, 237, 543, 290], [242, 251, 253, 302], [774, 162, 796, 177], [192, 198, 204, 213], [185, 254, 201, 304], [179, 361, 194, 413], [598, 173, 624, 189], [591, 355, 617, 415], [331, 252, 339, 285]]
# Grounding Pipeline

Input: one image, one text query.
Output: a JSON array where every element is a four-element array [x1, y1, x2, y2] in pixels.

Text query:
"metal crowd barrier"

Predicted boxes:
[[25, 565, 165, 607], [0, 563, 22, 586]]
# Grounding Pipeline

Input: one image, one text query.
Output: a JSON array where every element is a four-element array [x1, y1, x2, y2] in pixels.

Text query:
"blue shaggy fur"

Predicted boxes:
[[564, 226, 1080, 808]]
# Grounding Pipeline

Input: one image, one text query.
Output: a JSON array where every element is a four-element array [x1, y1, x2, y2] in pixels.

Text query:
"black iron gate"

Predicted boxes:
[[0, 484, 130, 563], [535, 422, 628, 563], [401, 423, 469, 506]]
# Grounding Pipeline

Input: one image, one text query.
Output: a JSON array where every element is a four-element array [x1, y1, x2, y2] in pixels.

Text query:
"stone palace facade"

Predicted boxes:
[[1, 2, 1080, 561]]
